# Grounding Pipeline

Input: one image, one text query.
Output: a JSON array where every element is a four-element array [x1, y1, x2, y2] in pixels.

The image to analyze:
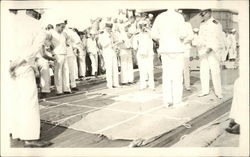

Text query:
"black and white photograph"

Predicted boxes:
[[0, 0, 249, 156]]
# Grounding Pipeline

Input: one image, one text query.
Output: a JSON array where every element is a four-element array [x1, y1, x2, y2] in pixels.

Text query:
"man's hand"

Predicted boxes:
[[189, 57, 194, 61]]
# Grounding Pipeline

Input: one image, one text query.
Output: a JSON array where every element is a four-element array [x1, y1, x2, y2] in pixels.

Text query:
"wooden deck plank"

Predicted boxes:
[[144, 99, 232, 147]]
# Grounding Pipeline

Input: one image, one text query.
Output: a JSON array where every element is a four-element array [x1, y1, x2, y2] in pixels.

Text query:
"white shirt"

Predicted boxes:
[[198, 17, 224, 56], [50, 30, 67, 55], [98, 31, 113, 49], [133, 32, 154, 56], [87, 38, 98, 54], [151, 10, 186, 53]]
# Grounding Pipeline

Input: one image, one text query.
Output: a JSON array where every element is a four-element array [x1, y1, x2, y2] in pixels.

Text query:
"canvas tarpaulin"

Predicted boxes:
[[69, 84, 233, 143]]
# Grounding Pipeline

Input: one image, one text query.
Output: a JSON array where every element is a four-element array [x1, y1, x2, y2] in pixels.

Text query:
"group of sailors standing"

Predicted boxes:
[[7, 8, 239, 147]]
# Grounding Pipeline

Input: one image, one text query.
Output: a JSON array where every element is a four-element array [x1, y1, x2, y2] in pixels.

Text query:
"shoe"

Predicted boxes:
[[225, 124, 240, 134], [95, 72, 98, 78], [56, 93, 63, 96], [40, 93, 49, 99], [173, 102, 188, 108], [113, 85, 121, 88], [198, 93, 209, 97], [107, 86, 113, 89], [23, 140, 52, 148], [163, 102, 172, 108], [71, 87, 79, 91], [216, 94, 223, 99], [186, 88, 191, 91], [63, 91, 71, 94], [229, 119, 237, 128]]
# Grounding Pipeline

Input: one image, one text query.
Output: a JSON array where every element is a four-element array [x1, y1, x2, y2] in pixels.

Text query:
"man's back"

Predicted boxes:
[[151, 9, 186, 53]]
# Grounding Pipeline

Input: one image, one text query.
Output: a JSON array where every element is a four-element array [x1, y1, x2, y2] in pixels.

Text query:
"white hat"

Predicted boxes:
[[148, 14, 153, 18], [54, 18, 66, 26], [193, 28, 199, 32]]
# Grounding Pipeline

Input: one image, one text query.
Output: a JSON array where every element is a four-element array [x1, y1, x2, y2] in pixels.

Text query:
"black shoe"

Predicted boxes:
[[225, 124, 240, 134], [56, 93, 63, 96], [71, 87, 79, 91], [229, 119, 237, 128], [24, 140, 52, 148], [63, 91, 71, 94], [40, 93, 49, 99]]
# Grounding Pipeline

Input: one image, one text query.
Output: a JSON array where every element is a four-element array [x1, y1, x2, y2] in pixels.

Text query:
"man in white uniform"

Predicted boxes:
[[36, 26, 56, 98], [98, 23, 120, 88], [197, 9, 224, 99], [151, 9, 187, 107], [7, 10, 52, 147], [64, 28, 80, 91], [50, 19, 71, 95], [225, 78, 240, 134], [133, 21, 155, 90], [79, 31, 87, 79], [182, 13, 194, 91], [118, 24, 134, 85], [86, 31, 99, 77]]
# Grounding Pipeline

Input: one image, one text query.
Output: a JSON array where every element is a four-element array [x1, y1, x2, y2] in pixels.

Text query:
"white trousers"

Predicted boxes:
[[137, 54, 154, 89], [229, 48, 237, 60], [183, 56, 190, 89], [67, 56, 77, 88], [103, 48, 119, 88], [54, 55, 71, 94], [11, 66, 40, 140], [36, 57, 51, 93], [229, 78, 240, 123], [78, 54, 86, 77], [161, 53, 184, 104], [199, 51, 222, 96], [89, 53, 98, 75], [120, 50, 134, 83]]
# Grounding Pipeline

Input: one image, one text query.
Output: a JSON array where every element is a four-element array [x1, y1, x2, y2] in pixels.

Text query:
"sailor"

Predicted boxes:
[[151, 9, 187, 107], [133, 21, 155, 90], [225, 78, 240, 134], [36, 24, 56, 98], [79, 31, 87, 79], [64, 27, 81, 91], [182, 13, 194, 91], [50, 19, 71, 95], [118, 24, 134, 85], [86, 30, 99, 77], [98, 23, 120, 88], [8, 10, 52, 147], [197, 9, 224, 99]]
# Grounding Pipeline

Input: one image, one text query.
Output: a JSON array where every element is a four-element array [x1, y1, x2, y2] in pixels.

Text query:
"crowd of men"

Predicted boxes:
[[36, 10, 157, 98], [8, 8, 239, 147]]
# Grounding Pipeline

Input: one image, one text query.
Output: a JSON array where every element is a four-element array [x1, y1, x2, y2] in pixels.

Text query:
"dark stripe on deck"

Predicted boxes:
[[144, 98, 232, 147]]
